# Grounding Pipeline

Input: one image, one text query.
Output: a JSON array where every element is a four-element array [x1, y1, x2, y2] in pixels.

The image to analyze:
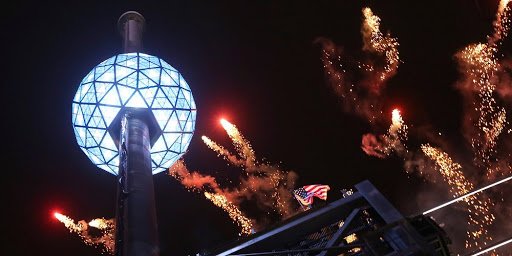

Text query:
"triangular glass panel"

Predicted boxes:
[[118, 72, 138, 88], [100, 147, 117, 162], [115, 54, 127, 64], [95, 82, 113, 102], [183, 89, 192, 103], [141, 68, 161, 84], [185, 119, 194, 132], [117, 85, 135, 105], [151, 151, 166, 164], [170, 70, 180, 85], [89, 127, 106, 145], [152, 109, 172, 129], [96, 67, 115, 82], [160, 86, 178, 105], [176, 110, 189, 121], [82, 71, 95, 84], [182, 133, 193, 147], [89, 147, 105, 163], [89, 151, 103, 164], [139, 87, 158, 106], [147, 56, 161, 66], [138, 73, 157, 89], [175, 98, 190, 109], [151, 160, 157, 169], [94, 65, 112, 81], [190, 111, 197, 123], [115, 65, 135, 81], [190, 98, 196, 109], [98, 164, 111, 173], [73, 88, 81, 102], [126, 91, 147, 108], [160, 70, 174, 86], [109, 156, 120, 167], [139, 56, 150, 69], [99, 105, 121, 127], [152, 97, 173, 109], [161, 154, 180, 168], [79, 83, 92, 102], [89, 116, 103, 128], [151, 89, 173, 109], [164, 112, 180, 132], [117, 55, 138, 68], [163, 133, 181, 148], [151, 136, 167, 152], [160, 151, 176, 166], [81, 105, 96, 125], [74, 127, 86, 147], [72, 103, 79, 123], [89, 106, 106, 128], [82, 86, 97, 104], [85, 129, 97, 147], [100, 86, 121, 106], [101, 134, 117, 151], [170, 138, 182, 153], [176, 110, 190, 130]]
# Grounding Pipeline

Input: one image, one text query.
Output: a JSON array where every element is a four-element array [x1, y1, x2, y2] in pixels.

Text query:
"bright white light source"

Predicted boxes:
[[72, 53, 196, 175]]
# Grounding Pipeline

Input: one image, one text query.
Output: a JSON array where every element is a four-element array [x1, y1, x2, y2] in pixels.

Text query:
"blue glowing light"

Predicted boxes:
[[72, 53, 196, 175]]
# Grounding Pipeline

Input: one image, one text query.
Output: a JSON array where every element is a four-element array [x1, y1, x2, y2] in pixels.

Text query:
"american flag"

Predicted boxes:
[[293, 184, 330, 206], [293, 187, 313, 206]]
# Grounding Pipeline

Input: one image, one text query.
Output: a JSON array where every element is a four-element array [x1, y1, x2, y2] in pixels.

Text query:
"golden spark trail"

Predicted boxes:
[[203, 119, 297, 218], [491, 0, 512, 45], [362, 7, 400, 82], [202, 135, 244, 166], [54, 212, 83, 233], [220, 119, 256, 167], [54, 212, 115, 254], [204, 192, 253, 235], [421, 145, 495, 248], [457, 0, 511, 171]]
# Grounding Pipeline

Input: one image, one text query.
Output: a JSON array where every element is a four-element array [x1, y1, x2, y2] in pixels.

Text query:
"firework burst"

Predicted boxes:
[[420, 145, 496, 248], [54, 212, 115, 254]]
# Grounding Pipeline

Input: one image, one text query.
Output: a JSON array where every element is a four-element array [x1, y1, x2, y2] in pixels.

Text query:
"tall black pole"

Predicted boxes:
[[118, 11, 145, 53], [115, 11, 159, 256]]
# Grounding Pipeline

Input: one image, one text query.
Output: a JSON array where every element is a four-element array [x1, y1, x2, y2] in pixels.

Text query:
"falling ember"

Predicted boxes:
[[219, 119, 256, 167], [421, 145, 495, 249], [54, 212, 115, 254], [204, 192, 253, 235]]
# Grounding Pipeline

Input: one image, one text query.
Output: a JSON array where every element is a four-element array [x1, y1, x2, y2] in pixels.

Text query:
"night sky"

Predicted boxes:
[[2, 0, 510, 255]]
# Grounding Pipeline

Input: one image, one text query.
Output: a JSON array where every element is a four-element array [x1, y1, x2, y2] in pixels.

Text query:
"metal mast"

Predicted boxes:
[[115, 11, 159, 256]]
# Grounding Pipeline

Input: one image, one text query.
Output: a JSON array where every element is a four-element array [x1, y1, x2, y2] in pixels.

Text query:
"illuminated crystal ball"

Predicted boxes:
[[71, 53, 196, 175]]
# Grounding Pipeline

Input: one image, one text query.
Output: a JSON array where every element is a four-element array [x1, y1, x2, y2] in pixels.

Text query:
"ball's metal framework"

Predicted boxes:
[[71, 11, 196, 256]]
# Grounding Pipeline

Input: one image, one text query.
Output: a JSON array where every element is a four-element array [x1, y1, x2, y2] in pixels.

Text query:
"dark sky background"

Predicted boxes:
[[2, 0, 510, 255]]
